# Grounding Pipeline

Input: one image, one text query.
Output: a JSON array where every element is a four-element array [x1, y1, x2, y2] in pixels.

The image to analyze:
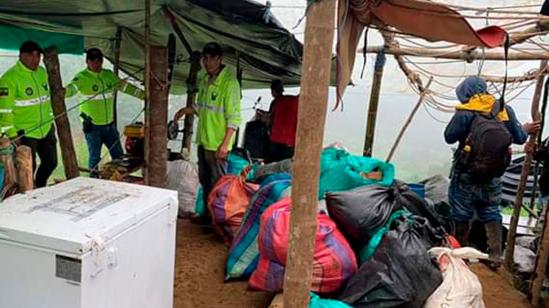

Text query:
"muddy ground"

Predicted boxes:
[[174, 219, 534, 308]]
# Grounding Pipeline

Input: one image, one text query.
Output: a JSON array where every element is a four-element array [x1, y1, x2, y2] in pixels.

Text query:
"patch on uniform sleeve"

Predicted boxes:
[[0, 87, 8, 97]]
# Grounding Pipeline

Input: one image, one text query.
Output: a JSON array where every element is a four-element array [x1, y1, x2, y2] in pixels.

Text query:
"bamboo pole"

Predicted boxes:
[[43, 46, 80, 180], [530, 199, 549, 307], [15, 145, 33, 192], [510, 21, 549, 46], [505, 61, 548, 271], [234, 51, 242, 147], [147, 46, 169, 188], [386, 77, 434, 163], [143, 0, 152, 185], [363, 51, 386, 157], [483, 66, 549, 83], [528, 62, 548, 228], [362, 45, 549, 61], [379, 30, 424, 91], [182, 52, 200, 153], [283, 0, 336, 306], [164, 7, 200, 153], [112, 27, 122, 127]]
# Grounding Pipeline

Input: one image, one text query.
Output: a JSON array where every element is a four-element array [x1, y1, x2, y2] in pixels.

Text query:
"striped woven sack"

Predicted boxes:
[[207, 166, 259, 245], [225, 173, 292, 279], [249, 197, 357, 294]]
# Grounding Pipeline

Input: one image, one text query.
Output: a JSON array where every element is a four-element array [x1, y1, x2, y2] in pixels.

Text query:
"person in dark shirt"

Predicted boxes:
[[445, 76, 539, 269], [266, 80, 299, 163]]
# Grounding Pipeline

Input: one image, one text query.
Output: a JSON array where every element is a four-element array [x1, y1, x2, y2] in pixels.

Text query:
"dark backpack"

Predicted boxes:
[[465, 110, 512, 181]]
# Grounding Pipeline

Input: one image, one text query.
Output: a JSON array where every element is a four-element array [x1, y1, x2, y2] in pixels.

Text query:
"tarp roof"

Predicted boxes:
[[337, 0, 508, 97], [0, 0, 304, 93]]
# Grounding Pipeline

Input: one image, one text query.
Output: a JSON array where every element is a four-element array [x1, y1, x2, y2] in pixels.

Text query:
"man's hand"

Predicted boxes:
[[173, 107, 195, 122], [216, 143, 229, 161], [523, 121, 541, 135]]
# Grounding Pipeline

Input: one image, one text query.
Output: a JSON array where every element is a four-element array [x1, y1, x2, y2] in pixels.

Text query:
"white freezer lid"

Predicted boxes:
[[0, 177, 177, 256]]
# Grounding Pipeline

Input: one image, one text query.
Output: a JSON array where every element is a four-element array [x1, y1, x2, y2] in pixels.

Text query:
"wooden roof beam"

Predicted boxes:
[[361, 45, 549, 61]]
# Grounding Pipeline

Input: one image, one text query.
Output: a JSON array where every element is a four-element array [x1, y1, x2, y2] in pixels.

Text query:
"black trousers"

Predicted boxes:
[[197, 146, 227, 207], [20, 126, 58, 188]]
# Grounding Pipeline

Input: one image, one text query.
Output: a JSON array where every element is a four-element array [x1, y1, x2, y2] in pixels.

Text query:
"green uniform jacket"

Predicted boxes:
[[0, 61, 54, 139], [66, 68, 144, 125], [196, 67, 241, 151]]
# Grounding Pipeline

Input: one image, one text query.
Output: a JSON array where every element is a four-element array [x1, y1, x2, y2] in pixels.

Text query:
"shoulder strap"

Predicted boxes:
[[499, 34, 510, 109]]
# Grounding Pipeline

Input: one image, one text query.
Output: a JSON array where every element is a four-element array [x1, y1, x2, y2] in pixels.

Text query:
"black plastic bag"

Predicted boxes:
[[326, 181, 443, 249], [393, 180, 443, 229], [326, 184, 402, 249], [339, 215, 443, 308]]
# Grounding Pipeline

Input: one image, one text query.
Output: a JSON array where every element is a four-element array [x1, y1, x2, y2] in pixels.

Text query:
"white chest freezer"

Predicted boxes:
[[0, 177, 178, 308]]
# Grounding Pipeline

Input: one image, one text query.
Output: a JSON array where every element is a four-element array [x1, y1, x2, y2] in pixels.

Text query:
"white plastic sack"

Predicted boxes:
[[167, 159, 199, 217], [424, 247, 488, 308]]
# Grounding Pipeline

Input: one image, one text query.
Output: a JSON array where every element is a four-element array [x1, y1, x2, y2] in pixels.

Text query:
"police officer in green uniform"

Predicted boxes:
[[65, 48, 144, 177], [0, 41, 57, 188], [174, 42, 241, 223]]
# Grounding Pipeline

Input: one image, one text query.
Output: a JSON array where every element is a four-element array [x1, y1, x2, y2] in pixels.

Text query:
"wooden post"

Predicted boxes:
[[283, 0, 336, 307], [363, 51, 386, 157], [182, 52, 201, 153], [15, 145, 33, 192], [530, 200, 549, 307], [505, 60, 548, 271], [145, 46, 169, 188], [386, 77, 434, 162], [112, 27, 123, 127], [43, 47, 80, 180], [143, 0, 152, 184]]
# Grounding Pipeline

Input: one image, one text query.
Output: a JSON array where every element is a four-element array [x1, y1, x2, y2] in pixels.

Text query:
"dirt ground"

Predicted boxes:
[[174, 218, 532, 308], [470, 264, 531, 308], [174, 219, 274, 308]]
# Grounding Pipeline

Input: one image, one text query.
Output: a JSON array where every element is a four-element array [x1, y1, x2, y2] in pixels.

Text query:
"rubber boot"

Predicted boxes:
[[453, 221, 470, 247], [484, 220, 502, 270]]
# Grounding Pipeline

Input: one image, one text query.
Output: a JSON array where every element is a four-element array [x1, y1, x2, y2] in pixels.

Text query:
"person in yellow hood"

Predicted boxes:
[[445, 76, 539, 269]]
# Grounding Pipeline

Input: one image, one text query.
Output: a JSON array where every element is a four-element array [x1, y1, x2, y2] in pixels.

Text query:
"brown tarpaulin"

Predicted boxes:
[[337, 0, 507, 98]]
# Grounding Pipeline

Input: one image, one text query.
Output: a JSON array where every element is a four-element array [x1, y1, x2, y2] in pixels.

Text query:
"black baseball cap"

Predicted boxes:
[[86, 48, 104, 61], [19, 41, 43, 54], [202, 42, 223, 57]]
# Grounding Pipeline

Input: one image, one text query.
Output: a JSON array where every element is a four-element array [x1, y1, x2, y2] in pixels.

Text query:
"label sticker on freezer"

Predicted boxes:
[[26, 186, 130, 221], [56, 255, 81, 283]]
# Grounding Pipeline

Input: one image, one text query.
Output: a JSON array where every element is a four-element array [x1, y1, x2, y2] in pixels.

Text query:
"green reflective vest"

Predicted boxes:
[[66, 68, 144, 125], [0, 61, 54, 139], [196, 67, 241, 151]]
